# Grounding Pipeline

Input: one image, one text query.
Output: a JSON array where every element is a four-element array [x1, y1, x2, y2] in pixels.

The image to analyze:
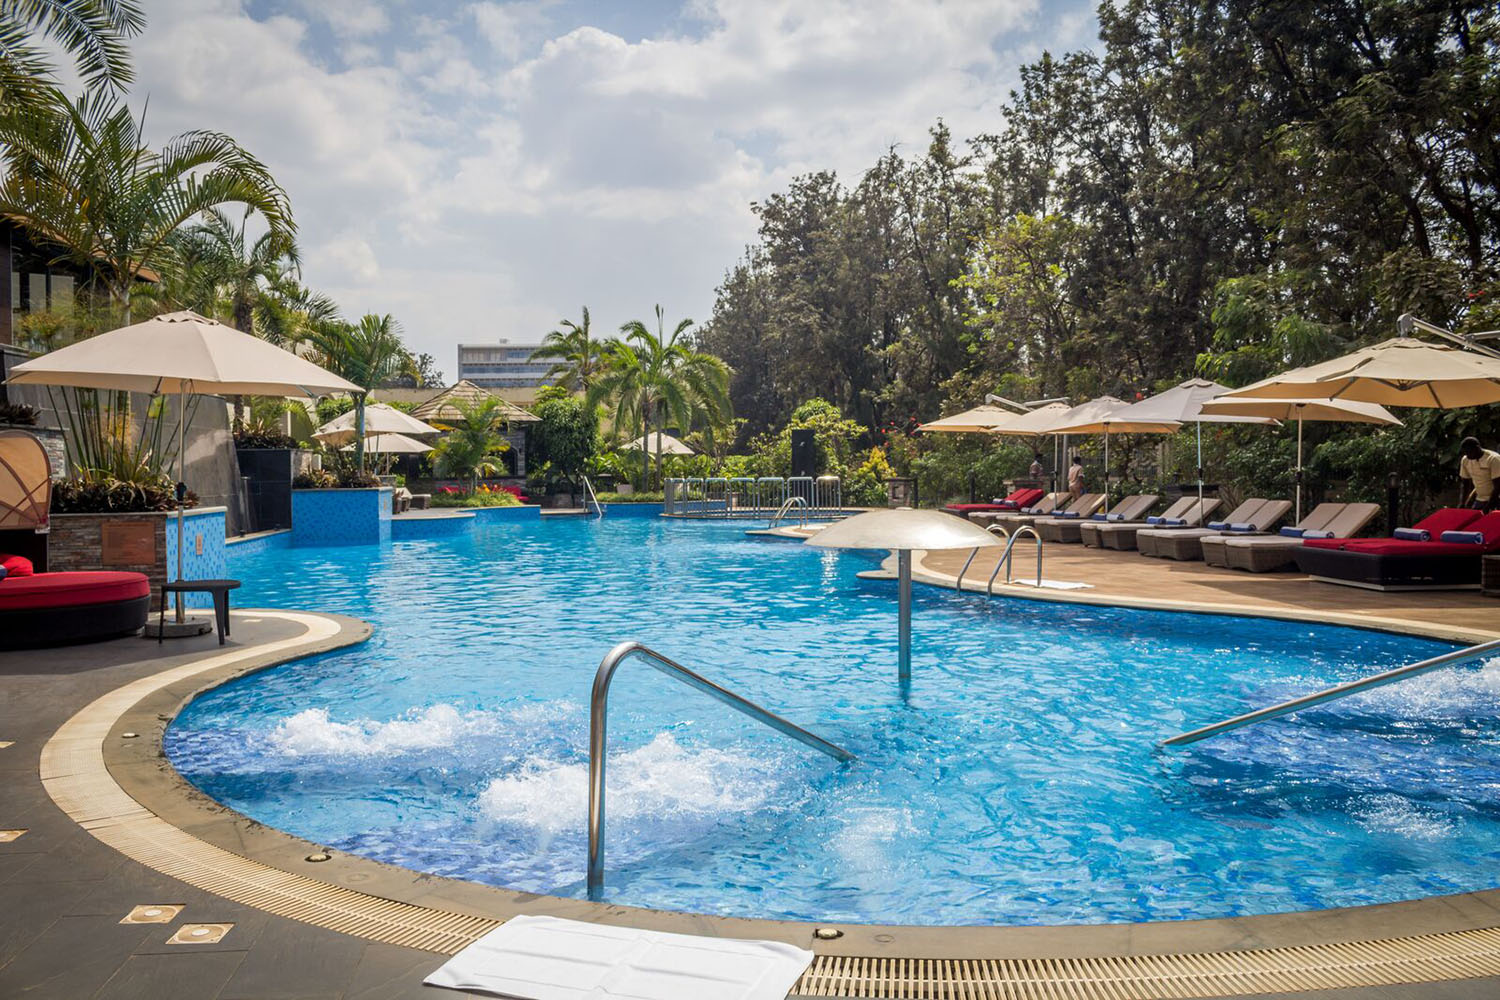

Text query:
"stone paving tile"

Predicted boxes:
[[341, 942, 484, 1000], [0, 914, 155, 1000], [90, 950, 246, 1000], [0, 851, 40, 883], [0, 879, 95, 966], [215, 918, 366, 999]]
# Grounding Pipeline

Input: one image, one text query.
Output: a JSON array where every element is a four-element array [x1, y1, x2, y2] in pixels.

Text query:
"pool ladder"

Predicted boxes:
[[1164, 636, 1500, 747], [587, 641, 854, 899], [953, 525, 1043, 593], [581, 476, 604, 518], [768, 495, 808, 529]]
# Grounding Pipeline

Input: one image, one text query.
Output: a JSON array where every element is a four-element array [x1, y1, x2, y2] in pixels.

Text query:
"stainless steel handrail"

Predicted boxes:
[[581, 475, 604, 518], [768, 495, 808, 528], [1163, 637, 1500, 747], [587, 641, 854, 898], [982, 525, 1042, 591], [954, 523, 1010, 592]]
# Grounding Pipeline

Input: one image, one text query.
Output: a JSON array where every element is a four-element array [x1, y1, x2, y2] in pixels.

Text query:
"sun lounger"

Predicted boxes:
[[1082, 495, 1209, 550], [1214, 503, 1381, 572], [1198, 502, 1337, 567], [1145, 498, 1293, 562], [1293, 508, 1496, 589], [968, 493, 1064, 527], [943, 488, 1045, 517], [1039, 494, 1158, 544], [984, 493, 1104, 531], [1138, 497, 1273, 560]]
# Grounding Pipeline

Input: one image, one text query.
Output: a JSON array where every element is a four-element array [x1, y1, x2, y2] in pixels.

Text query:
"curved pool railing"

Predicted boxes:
[[956, 524, 1011, 592], [768, 495, 808, 528], [1164, 636, 1500, 747], [587, 641, 854, 898]]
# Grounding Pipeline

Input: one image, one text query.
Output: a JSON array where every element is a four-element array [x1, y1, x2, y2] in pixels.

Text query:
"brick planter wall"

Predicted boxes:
[[48, 507, 228, 610]]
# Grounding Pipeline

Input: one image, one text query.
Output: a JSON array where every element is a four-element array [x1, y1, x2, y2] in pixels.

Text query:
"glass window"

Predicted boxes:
[[50, 273, 73, 310], [28, 273, 45, 310]]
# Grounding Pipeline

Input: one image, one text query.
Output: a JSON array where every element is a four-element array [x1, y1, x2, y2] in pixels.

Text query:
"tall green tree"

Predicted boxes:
[[590, 306, 731, 489], [531, 306, 607, 392], [303, 313, 411, 471], [0, 0, 143, 109], [0, 88, 295, 324], [170, 206, 300, 335]]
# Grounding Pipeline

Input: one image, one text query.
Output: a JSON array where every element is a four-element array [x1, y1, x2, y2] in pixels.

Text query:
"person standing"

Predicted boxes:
[[1067, 454, 1085, 500], [1029, 451, 1045, 480], [1459, 437, 1500, 511]]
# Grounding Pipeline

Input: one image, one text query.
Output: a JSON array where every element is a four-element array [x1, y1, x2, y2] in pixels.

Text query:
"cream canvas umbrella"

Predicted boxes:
[[918, 403, 1026, 434], [1110, 378, 1279, 509], [7, 310, 359, 624], [1038, 397, 1175, 512], [0, 430, 51, 531], [1199, 397, 1402, 521], [991, 401, 1072, 436], [1217, 338, 1500, 409], [808, 509, 1006, 686], [314, 403, 441, 446], [341, 432, 434, 454], [621, 432, 695, 456]]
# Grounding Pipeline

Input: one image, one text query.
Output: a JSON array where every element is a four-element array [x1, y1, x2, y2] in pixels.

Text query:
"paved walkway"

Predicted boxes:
[[0, 617, 484, 1000]]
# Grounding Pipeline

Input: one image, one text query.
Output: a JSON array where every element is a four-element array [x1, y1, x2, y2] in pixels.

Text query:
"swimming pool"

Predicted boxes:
[[166, 516, 1500, 926]]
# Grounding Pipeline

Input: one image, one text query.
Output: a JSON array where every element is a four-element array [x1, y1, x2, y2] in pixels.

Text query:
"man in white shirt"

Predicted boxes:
[[1460, 437, 1500, 511], [1067, 455, 1085, 499]]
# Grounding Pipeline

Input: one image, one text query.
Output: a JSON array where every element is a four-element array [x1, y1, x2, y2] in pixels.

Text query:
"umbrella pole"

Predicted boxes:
[[1295, 416, 1304, 523], [175, 387, 186, 623], [1196, 420, 1203, 510], [897, 549, 912, 685], [1103, 430, 1110, 513]]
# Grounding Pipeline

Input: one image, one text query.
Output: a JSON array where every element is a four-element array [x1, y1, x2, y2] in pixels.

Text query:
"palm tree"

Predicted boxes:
[[431, 397, 511, 491], [530, 306, 607, 392], [0, 0, 143, 110], [171, 206, 300, 334], [0, 88, 294, 325], [303, 313, 411, 471], [589, 305, 731, 489]]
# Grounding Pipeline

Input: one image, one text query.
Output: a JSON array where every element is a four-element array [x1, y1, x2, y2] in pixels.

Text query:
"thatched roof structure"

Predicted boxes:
[[411, 380, 539, 424]]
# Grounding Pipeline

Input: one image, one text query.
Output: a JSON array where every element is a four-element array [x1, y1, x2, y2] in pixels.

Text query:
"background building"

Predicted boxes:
[[456, 342, 552, 402]]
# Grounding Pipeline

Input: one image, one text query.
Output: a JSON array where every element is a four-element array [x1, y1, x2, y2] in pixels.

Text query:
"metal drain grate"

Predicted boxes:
[[793, 935, 1500, 998]]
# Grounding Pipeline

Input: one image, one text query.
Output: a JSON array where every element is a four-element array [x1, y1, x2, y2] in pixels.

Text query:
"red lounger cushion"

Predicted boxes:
[[0, 572, 151, 611], [1304, 510, 1500, 554], [946, 489, 1044, 514]]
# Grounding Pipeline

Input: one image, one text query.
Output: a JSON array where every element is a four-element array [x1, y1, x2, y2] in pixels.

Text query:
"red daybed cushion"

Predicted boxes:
[[0, 571, 151, 610], [1304, 510, 1499, 553], [946, 489, 1044, 514]]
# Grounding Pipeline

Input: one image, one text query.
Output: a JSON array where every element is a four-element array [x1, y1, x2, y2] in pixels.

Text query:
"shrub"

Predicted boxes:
[[293, 468, 337, 489], [0, 401, 39, 426], [595, 491, 665, 503], [52, 474, 195, 514]]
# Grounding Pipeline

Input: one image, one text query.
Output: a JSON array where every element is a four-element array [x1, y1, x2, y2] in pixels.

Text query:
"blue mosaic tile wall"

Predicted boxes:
[[291, 488, 393, 546], [596, 502, 663, 519], [392, 511, 474, 540], [164, 507, 228, 608], [226, 530, 290, 560]]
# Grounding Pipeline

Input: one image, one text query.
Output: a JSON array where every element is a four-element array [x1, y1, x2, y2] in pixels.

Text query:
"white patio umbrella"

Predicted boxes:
[[7, 310, 359, 624], [314, 403, 440, 446], [1110, 378, 1279, 509], [807, 509, 1006, 686], [917, 403, 1026, 434], [1037, 397, 1175, 512], [1216, 337, 1500, 408], [1199, 397, 1402, 521], [621, 432, 695, 456], [340, 432, 433, 455], [990, 402, 1073, 491]]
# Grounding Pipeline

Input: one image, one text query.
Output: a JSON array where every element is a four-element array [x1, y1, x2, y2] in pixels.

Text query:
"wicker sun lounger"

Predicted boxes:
[[1219, 502, 1382, 573], [1040, 494, 1157, 544], [1149, 498, 1293, 562], [1081, 495, 1206, 550], [1136, 497, 1270, 560], [968, 493, 1065, 528], [1200, 502, 1342, 568], [987, 493, 1104, 531]]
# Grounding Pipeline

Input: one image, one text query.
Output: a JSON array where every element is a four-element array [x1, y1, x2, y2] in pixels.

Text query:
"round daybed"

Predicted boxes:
[[0, 564, 152, 649]]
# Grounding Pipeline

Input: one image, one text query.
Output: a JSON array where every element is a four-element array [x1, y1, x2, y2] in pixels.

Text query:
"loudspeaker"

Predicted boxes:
[[790, 428, 816, 478]]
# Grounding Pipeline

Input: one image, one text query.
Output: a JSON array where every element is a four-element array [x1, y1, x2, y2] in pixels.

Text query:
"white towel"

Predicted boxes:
[[424, 914, 815, 1000]]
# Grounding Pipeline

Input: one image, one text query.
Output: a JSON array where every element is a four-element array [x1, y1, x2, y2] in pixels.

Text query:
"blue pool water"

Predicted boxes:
[[166, 517, 1500, 926]]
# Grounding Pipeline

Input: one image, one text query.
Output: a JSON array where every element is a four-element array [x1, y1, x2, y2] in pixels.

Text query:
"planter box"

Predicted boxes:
[[48, 506, 228, 610], [236, 448, 315, 532], [292, 487, 393, 546]]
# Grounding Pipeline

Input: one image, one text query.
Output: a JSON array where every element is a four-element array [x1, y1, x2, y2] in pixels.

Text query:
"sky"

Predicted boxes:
[[126, 0, 1099, 380]]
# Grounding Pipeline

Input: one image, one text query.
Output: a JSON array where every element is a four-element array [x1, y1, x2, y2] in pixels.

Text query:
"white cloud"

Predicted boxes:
[[125, 0, 1095, 367]]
